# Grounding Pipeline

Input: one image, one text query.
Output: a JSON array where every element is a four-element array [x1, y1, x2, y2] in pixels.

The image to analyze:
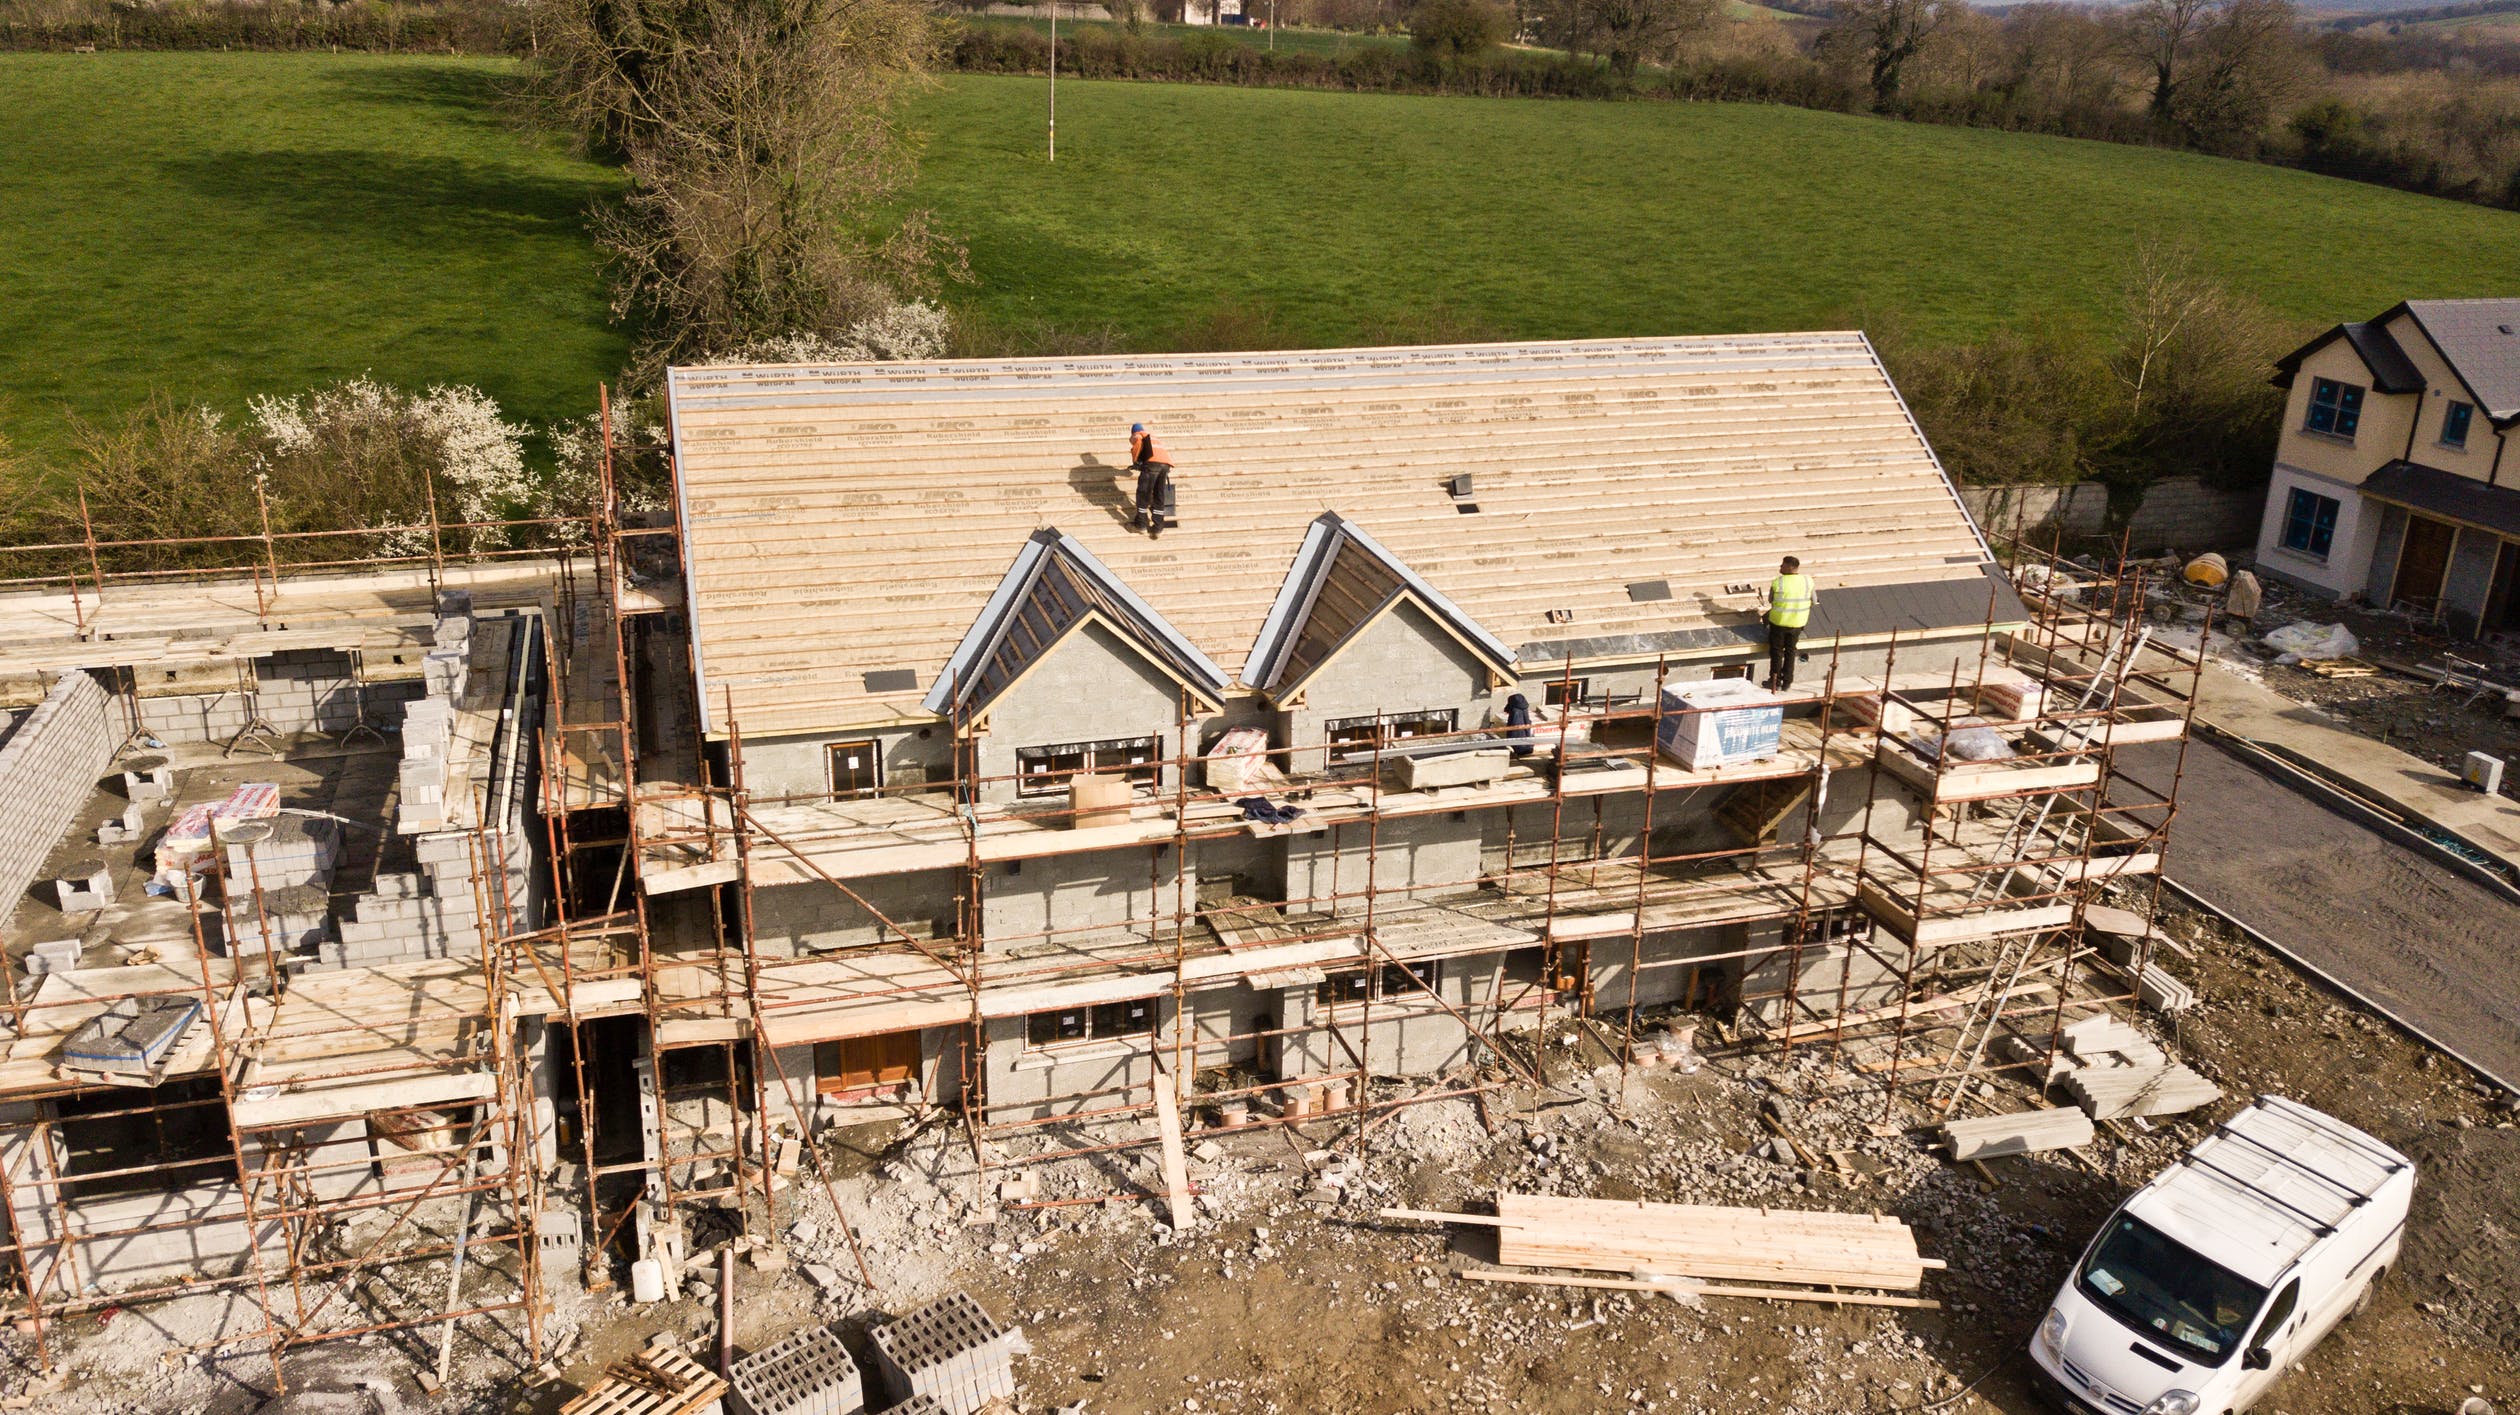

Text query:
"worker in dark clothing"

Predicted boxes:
[[1502, 693, 1535, 757], [1761, 555, 1815, 692], [1128, 422, 1173, 537]]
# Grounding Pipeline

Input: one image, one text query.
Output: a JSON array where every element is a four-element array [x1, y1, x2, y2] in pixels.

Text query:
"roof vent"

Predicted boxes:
[[1447, 473, 1474, 499], [1546, 609, 1575, 625], [1626, 580, 1673, 603], [2502, 324, 2516, 336], [863, 669, 920, 693]]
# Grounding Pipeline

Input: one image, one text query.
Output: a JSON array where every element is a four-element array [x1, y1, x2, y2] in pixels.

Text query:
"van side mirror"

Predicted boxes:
[[2243, 1347, 2271, 1371]]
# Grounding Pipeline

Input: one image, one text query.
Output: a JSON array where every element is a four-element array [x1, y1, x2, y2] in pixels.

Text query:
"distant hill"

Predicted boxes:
[[2313, 0, 2520, 23]]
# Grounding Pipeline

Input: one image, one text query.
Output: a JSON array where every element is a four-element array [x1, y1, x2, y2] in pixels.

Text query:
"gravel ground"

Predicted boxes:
[[8, 902, 2514, 1415], [2120, 738, 2520, 1090]]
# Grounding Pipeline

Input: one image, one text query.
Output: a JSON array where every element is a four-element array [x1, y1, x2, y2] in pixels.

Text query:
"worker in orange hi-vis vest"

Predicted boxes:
[[1127, 422, 1174, 538], [1760, 555, 1816, 692]]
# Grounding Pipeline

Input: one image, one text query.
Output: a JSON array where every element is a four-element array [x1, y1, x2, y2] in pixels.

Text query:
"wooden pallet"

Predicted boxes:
[[2300, 656, 2377, 678], [560, 1339, 728, 1415]]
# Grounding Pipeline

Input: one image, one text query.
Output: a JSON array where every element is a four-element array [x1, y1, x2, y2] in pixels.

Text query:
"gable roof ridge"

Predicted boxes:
[[924, 528, 1227, 717], [1246, 512, 1516, 695]]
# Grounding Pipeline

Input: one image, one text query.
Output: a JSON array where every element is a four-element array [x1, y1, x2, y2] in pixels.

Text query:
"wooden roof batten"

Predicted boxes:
[[667, 334, 1999, 739], [1247, 510, 1518, 700], [924, 528, 1229, 724]]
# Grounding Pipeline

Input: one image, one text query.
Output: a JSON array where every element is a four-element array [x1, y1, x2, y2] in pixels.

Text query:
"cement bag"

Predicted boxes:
[[2261, 622, 2358, 660], [1203, 727, 1287, 794]]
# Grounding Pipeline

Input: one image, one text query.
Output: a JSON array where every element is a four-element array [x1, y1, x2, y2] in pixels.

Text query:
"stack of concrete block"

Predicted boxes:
[[2065, 1062, 2223, 1120], [398, 698, 456, 834], [96, 802, 146, 845], [25, 937, 83, 977], [537, 1205, 582, 1294], [226, 882, 334, 956], [120, 757, 174, 803], [316, 830, 532, 970], [869, 1291, 1015, 1415], [0, 671, 118, 923], [885, 1398, 950, 1415], [219, 815, 339, 889], [729, 1323, 863, 1415]]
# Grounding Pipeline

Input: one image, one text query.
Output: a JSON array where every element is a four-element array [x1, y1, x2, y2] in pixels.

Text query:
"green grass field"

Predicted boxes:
[[0, 53, 623, 459], [6, 53, 2520, 468], [912, 75, 2520, 347]]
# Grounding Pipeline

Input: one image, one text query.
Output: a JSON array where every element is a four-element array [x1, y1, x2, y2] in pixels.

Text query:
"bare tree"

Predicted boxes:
[[2113, 0, 2305, 143], [1559, 0, 1721, 78], [1830, 0, 1953, 110], [2007, 3, 2121, 117], [522, 0, 960, 373]]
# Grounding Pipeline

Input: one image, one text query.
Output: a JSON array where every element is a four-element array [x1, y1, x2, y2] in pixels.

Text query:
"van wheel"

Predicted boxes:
[[2349, 1268, 2386, 1320]]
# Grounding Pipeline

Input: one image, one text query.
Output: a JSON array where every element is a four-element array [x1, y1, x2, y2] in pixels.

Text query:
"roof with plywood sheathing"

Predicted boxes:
[[665, 334, 2001, 739]]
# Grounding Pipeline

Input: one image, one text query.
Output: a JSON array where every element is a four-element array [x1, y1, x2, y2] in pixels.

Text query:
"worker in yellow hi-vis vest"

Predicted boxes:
[[1761, 555, 1815, 692]]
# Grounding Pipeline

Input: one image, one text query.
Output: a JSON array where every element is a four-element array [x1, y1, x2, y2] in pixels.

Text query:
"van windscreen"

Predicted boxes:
[[2078, 1214, 2268, 1365]]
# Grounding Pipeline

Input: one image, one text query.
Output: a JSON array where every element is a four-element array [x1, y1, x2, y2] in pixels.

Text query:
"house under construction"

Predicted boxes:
[[0, 334, 2199, 1381]]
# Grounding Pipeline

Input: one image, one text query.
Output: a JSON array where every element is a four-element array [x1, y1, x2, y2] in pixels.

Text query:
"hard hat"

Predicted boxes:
[[1131, 422, 1145, 433]]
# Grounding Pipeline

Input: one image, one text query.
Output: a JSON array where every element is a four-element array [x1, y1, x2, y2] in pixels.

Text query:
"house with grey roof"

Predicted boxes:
[[2258, 298, 2520, 639]]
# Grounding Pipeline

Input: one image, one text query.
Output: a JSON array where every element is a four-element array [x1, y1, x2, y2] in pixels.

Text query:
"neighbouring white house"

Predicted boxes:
[[2255, 298, 2520, 641]]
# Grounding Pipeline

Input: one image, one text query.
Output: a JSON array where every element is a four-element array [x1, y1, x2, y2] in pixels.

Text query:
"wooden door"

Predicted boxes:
[[2392, 516, 2458, 610], [816, 1030, 922, 1092]]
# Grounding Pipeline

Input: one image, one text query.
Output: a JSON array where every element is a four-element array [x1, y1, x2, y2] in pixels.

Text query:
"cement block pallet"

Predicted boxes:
[[728, 1323, 862, 1415], [869, 1291, 1013, 1415], [884, 1399, 950, 1415]]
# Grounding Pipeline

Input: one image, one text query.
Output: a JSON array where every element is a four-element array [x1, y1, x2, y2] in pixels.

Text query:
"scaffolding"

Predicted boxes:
[[0, 413, 2206, 1390]]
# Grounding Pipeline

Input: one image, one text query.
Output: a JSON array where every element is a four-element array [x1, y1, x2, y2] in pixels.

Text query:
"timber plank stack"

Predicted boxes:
[[1940, 1107, 2095, 1161], [1488, 1192, 1936, 1291]]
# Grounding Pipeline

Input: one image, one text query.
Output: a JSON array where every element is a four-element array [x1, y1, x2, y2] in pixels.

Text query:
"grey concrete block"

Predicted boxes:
[[729, 1323, 862, 1415]]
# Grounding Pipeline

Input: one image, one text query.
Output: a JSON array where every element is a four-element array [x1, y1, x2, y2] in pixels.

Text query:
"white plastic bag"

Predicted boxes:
[[2261, 621, 2358, 660]]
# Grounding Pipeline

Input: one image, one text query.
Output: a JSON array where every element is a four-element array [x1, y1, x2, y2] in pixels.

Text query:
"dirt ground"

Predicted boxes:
[[13, 885, 2510, 1415]]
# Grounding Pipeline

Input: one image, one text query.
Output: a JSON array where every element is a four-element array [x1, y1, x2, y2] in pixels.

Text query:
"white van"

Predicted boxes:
[[2028, 1095, 2414, 1415]]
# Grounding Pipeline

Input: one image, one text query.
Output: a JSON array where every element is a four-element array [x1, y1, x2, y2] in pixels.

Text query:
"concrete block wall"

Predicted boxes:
[[312, 614, 546, 971], [984, 1011, 1159, 1120], [971, 620, 1196, 806], [750, 872, 956, 958], [0, 671, 118, 926], [1286, 813, 1479, 914], [2118, 476, 2267, 554], [978, 847, 1185, 951], [134, 670, 423, 745], [1274, 599, 1502, 775]]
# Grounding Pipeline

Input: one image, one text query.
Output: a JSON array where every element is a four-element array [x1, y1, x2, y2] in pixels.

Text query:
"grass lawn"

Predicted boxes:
[[910, 75, 2520, 348], [8, 54, 2520, 472], [0, 52, 623, 462]]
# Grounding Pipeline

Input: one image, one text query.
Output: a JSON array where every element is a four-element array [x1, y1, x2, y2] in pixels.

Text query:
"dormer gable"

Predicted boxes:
[[925, 529, 1227, 728], [1245, 512, 1516, 705]]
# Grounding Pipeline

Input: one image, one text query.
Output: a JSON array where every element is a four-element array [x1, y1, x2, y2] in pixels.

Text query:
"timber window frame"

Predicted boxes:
[[1014, 734, 1159, 798], [1324, 709, 1458, 755], [826, 738, 881, 799], [1022, 996, 1158, 1050]]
